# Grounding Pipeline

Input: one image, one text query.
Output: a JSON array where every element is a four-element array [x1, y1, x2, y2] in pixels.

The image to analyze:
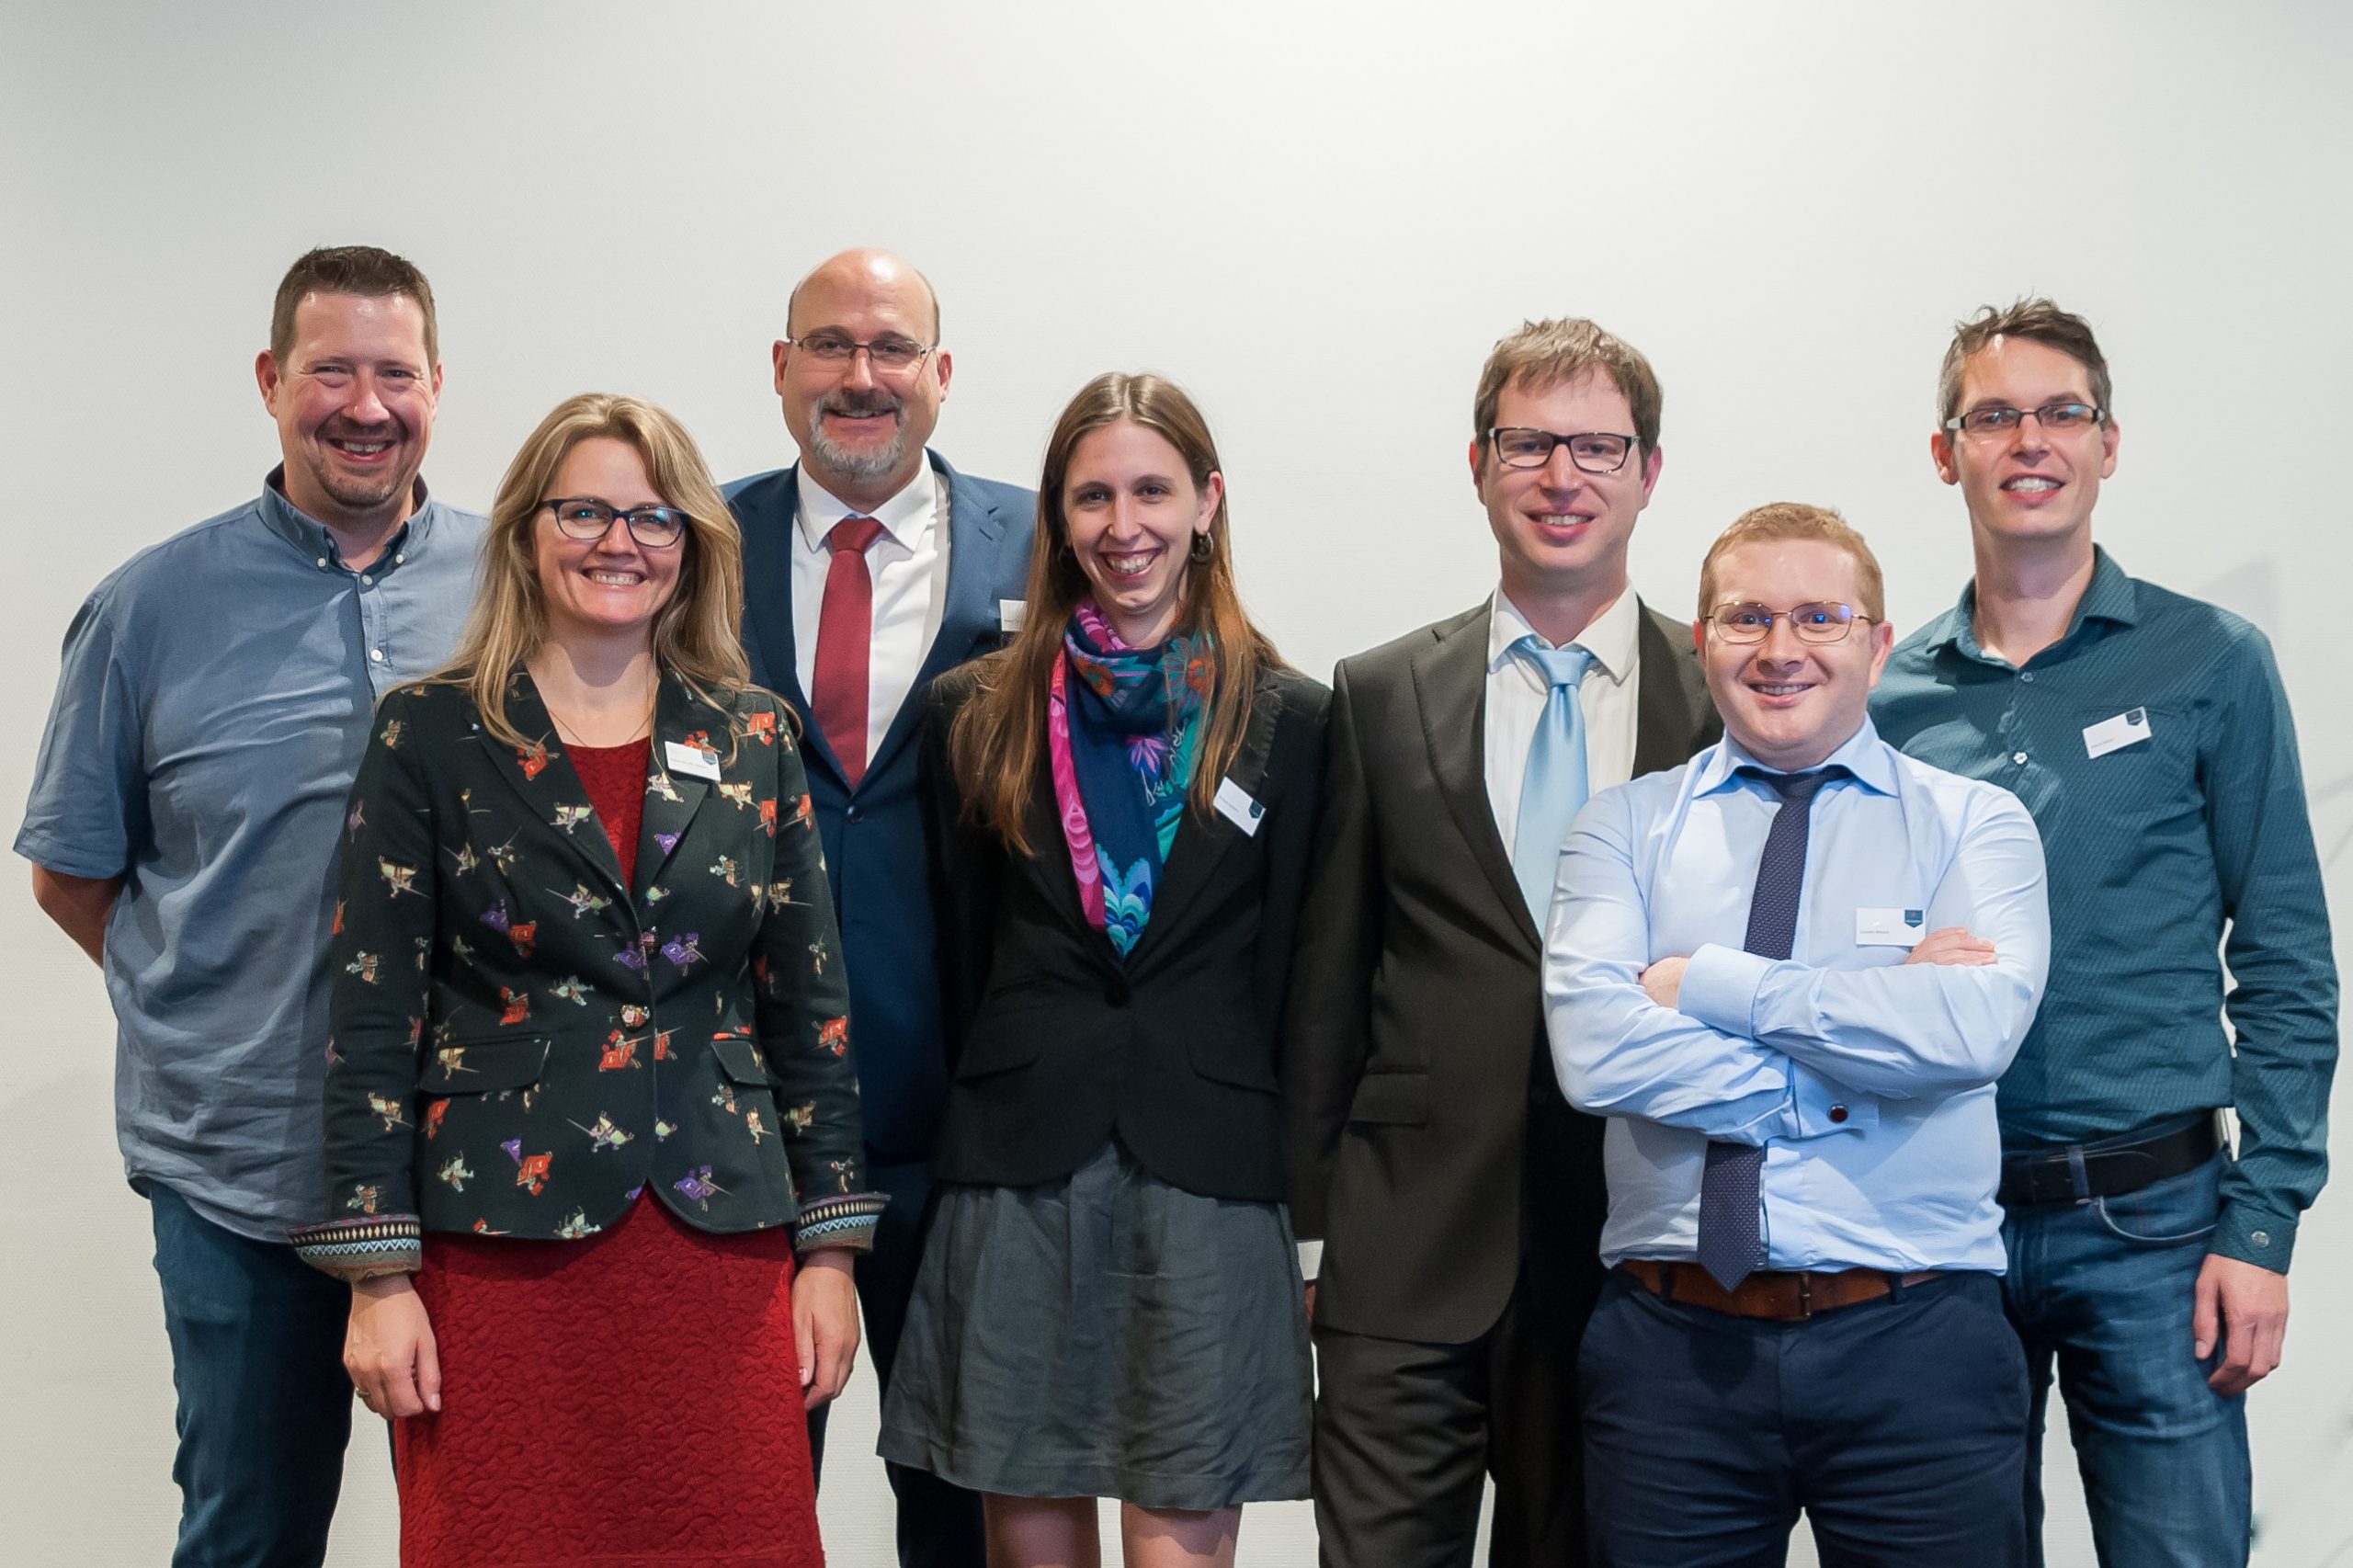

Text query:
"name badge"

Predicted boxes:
[[1213, 777, 1266, 836], [1856, 907, 1927, 948], [998, 598, 1028, 633], [664, 740, 722, 782], [2083, 707, 2153, 759]]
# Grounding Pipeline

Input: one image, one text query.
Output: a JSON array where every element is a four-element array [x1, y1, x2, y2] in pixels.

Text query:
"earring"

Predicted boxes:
[[1189, 531, 1213, 563]]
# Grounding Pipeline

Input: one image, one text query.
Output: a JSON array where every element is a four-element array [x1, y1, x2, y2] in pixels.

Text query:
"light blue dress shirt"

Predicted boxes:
[[1543, 719, 2050, 1274]]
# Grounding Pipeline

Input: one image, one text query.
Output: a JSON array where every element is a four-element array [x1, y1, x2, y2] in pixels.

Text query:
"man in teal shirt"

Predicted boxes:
[[1871, 298, 2336, 1568]]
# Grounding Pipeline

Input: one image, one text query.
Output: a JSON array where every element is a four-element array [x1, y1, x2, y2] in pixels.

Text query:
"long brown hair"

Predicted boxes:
[[435, 392, 751, 747], [951, 372, 1287, 854]]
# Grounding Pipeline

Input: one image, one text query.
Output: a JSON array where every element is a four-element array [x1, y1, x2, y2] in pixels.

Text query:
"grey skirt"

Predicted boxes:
[[878, 1141, 1313, 1510]]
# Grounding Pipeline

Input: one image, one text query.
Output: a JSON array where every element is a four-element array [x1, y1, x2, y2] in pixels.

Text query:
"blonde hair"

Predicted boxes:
[[949, 372, 1288, 855], [436, 393, 750, 747], [1699, 503, 1885, 621], [1472, 317, 1664, 457]]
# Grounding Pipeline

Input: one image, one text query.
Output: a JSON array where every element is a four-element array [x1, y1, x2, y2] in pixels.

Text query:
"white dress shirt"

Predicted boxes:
[[1483, 585, 1643, 849], [1544, 721, 2051, 1273], [792, 461, 949, 764]]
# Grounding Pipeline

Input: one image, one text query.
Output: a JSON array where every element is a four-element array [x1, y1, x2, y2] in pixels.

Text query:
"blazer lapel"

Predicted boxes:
[[1121, 668, 1287, 970], [1630, 601, 1719, 776], [480, 668, 631, 903], [1413, 603, 1540, 955], [737, 466, 855, 792], [861, 454, 1014, 791], [634, 674, 721, 895]]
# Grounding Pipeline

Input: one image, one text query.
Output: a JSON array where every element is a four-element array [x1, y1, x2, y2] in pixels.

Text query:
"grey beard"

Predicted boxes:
[[804, 422, 906, 482]]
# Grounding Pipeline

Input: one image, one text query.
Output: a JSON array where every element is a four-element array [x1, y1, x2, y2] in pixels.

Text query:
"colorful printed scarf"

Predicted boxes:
[[1047, 600, 1213, 958]]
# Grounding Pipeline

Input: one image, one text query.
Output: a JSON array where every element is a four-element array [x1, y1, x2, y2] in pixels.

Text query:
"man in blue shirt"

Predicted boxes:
[[1871, 299, 2336, 1568], [1547, 503, 2048, 1565], [19, 246, 484, 1568]]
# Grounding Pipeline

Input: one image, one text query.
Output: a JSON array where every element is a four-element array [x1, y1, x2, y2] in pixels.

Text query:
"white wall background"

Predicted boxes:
[[5, 2, 2349, 1563]]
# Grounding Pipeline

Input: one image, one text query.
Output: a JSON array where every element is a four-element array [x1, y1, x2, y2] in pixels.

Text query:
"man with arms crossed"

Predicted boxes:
[[19, 245, 483, 1567], [727, 248, 1033, 1568], [1872, 300, 2336, 1567], [1550, 503, 2048, 1565], [1285, 318, 1717, 1567]]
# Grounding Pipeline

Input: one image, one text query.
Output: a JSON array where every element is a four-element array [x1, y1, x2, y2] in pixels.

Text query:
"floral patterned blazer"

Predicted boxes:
[[292, 669, 881, 1280]]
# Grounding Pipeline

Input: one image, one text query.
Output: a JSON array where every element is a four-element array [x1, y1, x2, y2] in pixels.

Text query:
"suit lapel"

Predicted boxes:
[[634, 674, 721, 895], [861, 455, 1014, 790], [1414, 603, 1539, 954], [480, 668, 631, 903], [1121, 669, 1286, 971], [1630, 602, 1719, 776], [737, 466, 855, 791]]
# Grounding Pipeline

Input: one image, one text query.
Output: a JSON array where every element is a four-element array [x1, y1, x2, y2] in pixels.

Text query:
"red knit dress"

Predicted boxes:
[[395, 738, 824, 1568]]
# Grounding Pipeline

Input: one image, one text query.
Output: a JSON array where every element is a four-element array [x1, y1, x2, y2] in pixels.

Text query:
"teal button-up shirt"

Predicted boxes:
[[1871, 548, 2336, 1269]]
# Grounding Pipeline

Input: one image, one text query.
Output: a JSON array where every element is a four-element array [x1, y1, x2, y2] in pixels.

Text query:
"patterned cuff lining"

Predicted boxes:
[[290, 1214, 424, 1282], [793, 1190, 890, 1256]]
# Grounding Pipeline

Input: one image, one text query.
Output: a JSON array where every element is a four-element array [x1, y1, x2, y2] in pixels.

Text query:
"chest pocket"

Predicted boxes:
[[2068, 702, 2199, 833]]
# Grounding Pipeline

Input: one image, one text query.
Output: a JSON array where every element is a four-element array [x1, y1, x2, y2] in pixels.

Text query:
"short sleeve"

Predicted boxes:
[[15, 593, 145, 879]]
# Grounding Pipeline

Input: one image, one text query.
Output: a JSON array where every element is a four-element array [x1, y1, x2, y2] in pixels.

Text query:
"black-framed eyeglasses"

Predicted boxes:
[[784, 332, 938, 374], [541, 498, 688, 548], [1487, 426, 1639, 474], [1942, 401, 2104, 437], [1706, 601, 1877, 644]]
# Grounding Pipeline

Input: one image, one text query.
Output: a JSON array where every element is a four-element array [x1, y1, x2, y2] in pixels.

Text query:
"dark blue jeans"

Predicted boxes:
[[148, 1184, 354, 1568], [808, 1153, 984, 1568], [2002, 1153, 2251, 1567], [1580, 1269, 2028, 1567]]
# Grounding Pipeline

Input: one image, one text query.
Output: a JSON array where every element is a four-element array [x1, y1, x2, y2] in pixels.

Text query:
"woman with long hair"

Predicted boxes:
[[293, 393, 879, 1567], [880, 373, 1327, 1567]]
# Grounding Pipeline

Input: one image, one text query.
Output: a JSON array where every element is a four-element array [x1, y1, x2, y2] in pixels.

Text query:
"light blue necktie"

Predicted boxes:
[[1509, 635, 1597, 923]]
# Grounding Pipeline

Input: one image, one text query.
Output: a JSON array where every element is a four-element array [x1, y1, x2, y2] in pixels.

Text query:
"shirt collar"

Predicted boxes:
[[1692, 716, 1899, 798], [258, 466, 434, 569], [1924, 544, 2140, 665], [795, 456, 938, 554], [1487, 583, 1640, 685]]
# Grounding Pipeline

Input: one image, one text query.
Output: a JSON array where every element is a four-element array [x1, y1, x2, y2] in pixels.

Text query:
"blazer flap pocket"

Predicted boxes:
[[711, 1036, 770, 1086], [1347, 1071, 1428, 1126], [1188, 1038, 1278, 1094], [424, 1035, 551, 1094], [953, 1010, 1046, 1081]]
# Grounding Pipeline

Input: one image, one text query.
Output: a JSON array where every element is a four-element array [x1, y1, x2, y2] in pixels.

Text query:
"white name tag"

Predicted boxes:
[[2082, 707, 2153, 759], [664, 740, 722, 781], [1856, 907, 1927, 948], [1214, 777, 1266, 836], [998, 598, 1028, 632]]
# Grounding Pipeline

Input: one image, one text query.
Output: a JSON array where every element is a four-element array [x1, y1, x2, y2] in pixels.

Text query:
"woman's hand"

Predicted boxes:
[[347, 1275, 441, 1419], [793, 1249, 861, 1410]]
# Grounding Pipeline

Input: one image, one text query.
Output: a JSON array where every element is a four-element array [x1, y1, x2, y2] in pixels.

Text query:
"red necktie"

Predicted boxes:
[[811, 515, 885, 789]]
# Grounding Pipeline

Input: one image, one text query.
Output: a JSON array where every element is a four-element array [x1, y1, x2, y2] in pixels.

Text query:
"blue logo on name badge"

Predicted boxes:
[[1904, 910, 1925, 927], [2126, 707, 2144, 725]]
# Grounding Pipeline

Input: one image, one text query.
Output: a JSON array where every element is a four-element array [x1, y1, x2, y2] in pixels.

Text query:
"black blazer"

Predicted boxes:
[[922, 658, 1330, 1202], [1281, 600, 1720, 1343], [305, 671, 871, 1254]]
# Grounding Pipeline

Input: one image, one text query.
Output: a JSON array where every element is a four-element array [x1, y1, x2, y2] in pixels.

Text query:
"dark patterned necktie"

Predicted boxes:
[[1694, 766, 1846, 1291]]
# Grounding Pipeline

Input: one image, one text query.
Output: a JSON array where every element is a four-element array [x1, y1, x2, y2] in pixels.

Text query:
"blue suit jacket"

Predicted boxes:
[[725, 451, 1037, 1160]]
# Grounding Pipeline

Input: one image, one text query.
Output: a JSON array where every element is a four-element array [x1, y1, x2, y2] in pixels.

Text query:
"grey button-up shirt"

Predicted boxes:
[[17, 472, 484, 1240]]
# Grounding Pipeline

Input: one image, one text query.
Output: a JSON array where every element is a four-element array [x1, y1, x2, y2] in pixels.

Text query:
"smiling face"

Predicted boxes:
[[1060, 418, 1222, 648], [1932, 335, 2120, 551], [772, 252, 950, 505], [1699, 538, 1894, 772], [256, 290, 440, 529], [1471, 370, 1660, 608], [533, 437, 685, 646]]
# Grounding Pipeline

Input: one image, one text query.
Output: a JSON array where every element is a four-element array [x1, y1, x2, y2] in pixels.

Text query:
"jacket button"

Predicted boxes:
[[1105, 979, 1131, 1006], [1829, 1103, 1849, 1123], [845, 804, 863, 824]]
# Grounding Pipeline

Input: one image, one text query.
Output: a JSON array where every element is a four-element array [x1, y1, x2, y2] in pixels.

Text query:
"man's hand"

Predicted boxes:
[[793, 1249, 861, 1409], [1640, 956, 1690, 1008], [2195, 1253, 2289, 1394], [347, 1275, 440, 1419], [1904, 927, 1995, 967]]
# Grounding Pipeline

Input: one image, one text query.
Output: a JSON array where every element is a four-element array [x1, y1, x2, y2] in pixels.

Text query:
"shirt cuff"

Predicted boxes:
[[290, 1214, 422, 1282], [1678, 944, 1773, 1039], [1297, 1238, 1324, 1281], [793, 1191, 889, 1256], [2211, 1203, 2296, 1273]]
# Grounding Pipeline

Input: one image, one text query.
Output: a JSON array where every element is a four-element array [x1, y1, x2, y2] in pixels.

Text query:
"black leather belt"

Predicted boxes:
[[1998, 1115, 2220, 1209]]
